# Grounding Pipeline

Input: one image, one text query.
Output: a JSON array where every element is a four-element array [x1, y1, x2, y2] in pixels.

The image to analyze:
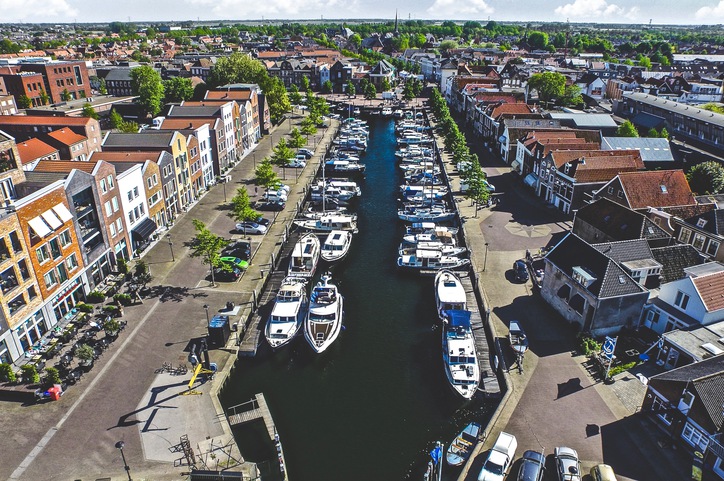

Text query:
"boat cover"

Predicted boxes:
[[444, 309, 471, 328]]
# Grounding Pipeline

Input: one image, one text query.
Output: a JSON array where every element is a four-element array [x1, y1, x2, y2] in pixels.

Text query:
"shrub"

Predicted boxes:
[[76, 302, 94, 313], [74, 344, 95, 363], [113, 293, 132, 306], [20, 364, 40, 384], [117, 257, 129, 275], [87, 291, 105, 303], [577, 333, 602, 356], [608, 361, 637, 378], [0, 363, 16, 383], [104, 318, 121, 335], [103, 305, 119, 315], [44, 366, 61, 386]]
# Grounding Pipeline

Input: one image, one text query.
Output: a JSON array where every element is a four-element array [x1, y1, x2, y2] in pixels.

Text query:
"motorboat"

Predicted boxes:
[[508, 320, 529, 356], [398, 207, 456, 223], [265, 277, 308, 349], [434, 270, 467, 321], [402, 230, 457, 246], [446, 422, 482, 466], [405, 222, 458, 236], [304, 273, 344, 353], [441, 310, 480, 399], [399, 242, 467, 258], [400, 185, 449, 198], [294, 214, 359, 233], [381, 107, 393, 116], [397, 132, 433, 145], [288, 233, 321, 278], [397, 250, 470, 271], [311, 184, 358, 203], [325, 159, 366, 175], [320, 230, 353, 263]]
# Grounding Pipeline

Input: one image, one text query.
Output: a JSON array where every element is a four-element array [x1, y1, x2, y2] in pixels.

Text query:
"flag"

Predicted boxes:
[[430, 445, 442, 465]]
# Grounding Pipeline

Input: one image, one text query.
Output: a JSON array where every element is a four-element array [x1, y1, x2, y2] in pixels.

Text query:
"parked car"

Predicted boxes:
[[517, 450, 545, 481], [271, 183, 291, 194], [287, 157, 307, 168], [297, 148, 314, 159], [213, 266, 242, 282], [235, 222, 267, 235], [254, 216, 271, 228], [220, 256, 248, 271], [224, 241, 251, 261], [478, 431, 517, 481], [513, 260, 529, 283], [257, 200, 285, 211], [590, 464, 617, 481], [554, 447, 581, 481], [262, 188, 288, 203]]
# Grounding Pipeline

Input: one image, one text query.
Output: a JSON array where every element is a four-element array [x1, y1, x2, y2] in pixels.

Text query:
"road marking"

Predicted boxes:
[[9, 298, 163, 480]]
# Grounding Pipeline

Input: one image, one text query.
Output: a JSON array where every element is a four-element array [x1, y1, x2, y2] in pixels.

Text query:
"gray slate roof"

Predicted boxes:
[[593, 239, 654, 263], [574, 198, 670, 243], [548, 112, 618, 128], [602, 136, 674, 162], [103, 132, 174, 148], [624, 92, 724, 128], [651, 244, 706, 284], [103, 67, 134, 82], [167, 105, 222, 117]]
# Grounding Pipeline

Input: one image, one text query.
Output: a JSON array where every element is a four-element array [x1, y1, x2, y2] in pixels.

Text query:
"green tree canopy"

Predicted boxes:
[[527, 71, 566, 104], [188, 219, 229, 286], [616, 120, 639, 137], [288, 84, 303, 105], [255, 157, 280, 188], [229, 187, 259, 223], [82, 103, 99, 120], [439, 40, 459, 52], [527, 31, 549, 50], [364, 83, 377, 100], [130, 65, 164, 117], [163, 77, 194, 103], [270, 138, 294, 166], [345, 81, 356, 97], [301, 75, 311, 93], [321, 80, 333, 94], [288, 128, 306, 148], [687, 161, 724, 195]]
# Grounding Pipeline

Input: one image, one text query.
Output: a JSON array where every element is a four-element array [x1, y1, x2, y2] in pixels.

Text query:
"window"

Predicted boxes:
[[107, 175, 114, 188], [49, 238, 61, 259], [674, 290, 690, 310], [692, 233, 706, 251], [65, 254, 78, 271], [57, 263, 68, 283], [110, 222, 116, 236], [127, 190, 133, 202], [147, 178, 152, 189], [152, 174, 158, 186], [18, 259, 30, 280], [44, 270, 58, 288], [36, 245, 50, 263], [59, 230, 71, 247], [28, 286, 37, 300], [133, 186, 139, 198], [679, 228, 692, 244], [128, 212, 135, 225], [617, 190, 624, 198], [139, 203, 144, 216], [682, 422, 709, 452], [100, 178, 107, 193], [112, 197, 119, 212], [607, 186, 614, 194], [652, 396, 674, 425], [104, 201, 112, 217], [116, 218, 123, 232], [706, 240, 720, 257]]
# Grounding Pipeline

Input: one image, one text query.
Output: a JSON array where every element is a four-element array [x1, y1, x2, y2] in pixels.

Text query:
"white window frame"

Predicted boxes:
[[681, 422, 709, 452], [674, 290, 690, 310]]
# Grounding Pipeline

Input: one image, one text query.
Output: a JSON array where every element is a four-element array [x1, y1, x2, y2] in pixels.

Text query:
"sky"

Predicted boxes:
[[4, 0, 724, 25]]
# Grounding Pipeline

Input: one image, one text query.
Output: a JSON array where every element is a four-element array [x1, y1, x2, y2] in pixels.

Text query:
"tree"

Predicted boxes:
[[82, 103, 99, 120], [647, 128, 660, 138], [163, 77, 194, 103], [463, 161, 491, 215], [561, 85, 583, 107], [229, 187, 259, 223], [321, 80, 333, 94], [301, 75, 311, 93], [130, 65, 164, 118], [133, 260, 153, 289], [288, 84, 302, 105], [110, 109, 124, 129], [702, 103, 724, 114], [349, 34, 362, 50], [364, 83, 377, 100], [637, 55, 652, 69], [345, 81, 356, 97], [528, 31, 549, 50], [145, 27, 156, 39], [16, 94, 31, 109], [439, 40, 459, 52], [660, 127, 669, 139], [687, 161, 724, 195], [300, 117, 317, 137], [39, 90, 50, 105], [98, 77, 107, 95], [255, 157, 280, 188], [527, 72, 566, 105], [61, 89, 72, 101], [288, 128, 306, 148], [403, 81, 416, 101], [616, 120, 639, 137], [110, 109, 139, 133], [188, 219, 229, 286], [270, 138, 294, 166], [380, 78, 391, 93]]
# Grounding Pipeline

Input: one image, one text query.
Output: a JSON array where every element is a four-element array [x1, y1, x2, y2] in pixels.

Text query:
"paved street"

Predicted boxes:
[[0, 113, 338, 481]]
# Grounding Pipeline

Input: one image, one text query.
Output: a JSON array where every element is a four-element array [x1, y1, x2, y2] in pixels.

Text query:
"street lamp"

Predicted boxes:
[[483, 242, 489, 272], [166, 234, 175, 262], [222, 179, 227, 203], [115, 441, 133, 481], [252, 152, 256, 169], [203, 304, 210, 331]]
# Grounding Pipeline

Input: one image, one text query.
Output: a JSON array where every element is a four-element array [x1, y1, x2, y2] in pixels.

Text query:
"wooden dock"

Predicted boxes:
[[461, 275, 501, 397], [238, 232, 301, 356], [227, 393, 289, 480]]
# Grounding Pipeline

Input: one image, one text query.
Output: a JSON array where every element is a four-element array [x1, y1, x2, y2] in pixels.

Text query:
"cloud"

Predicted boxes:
[[425, 0, 493, 16], [696, 1, 724, 19], [2, 0, 78, 21], [185, 0, 354, 17], [554, 0, 639, 20]]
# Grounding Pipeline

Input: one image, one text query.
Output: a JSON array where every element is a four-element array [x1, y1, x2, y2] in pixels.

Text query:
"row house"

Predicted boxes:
[[0, 131, 27, 204], [367, 60, 396, 91], [265, 58, 319, 90], [182, 100, 243, 165], [156, 119, 214, 188], [595, 170, 697, 212], [214, 83, 270, 135], [205, 88, 262, 148], [516, 129, 602, 184], [575, 73, 607, 101], [89, 151, 172, 233], [650, 202, 724, 263], [620, 93, 724, 149], [16, 138, 60, 171], [100, 68, 135, 96], [475, 101, 536, 145], [535, 149, 646, 216], [499, 119, 562, 166], [464, 91, 523, 131], [190, 58, 217, 81], [102, 132, 191, 216], [606, 76, 640, 101], [43, 128, 91, 162], [329, 60, 354, 94], [115, 163, 153, 255], [0, 115, 102, 153]]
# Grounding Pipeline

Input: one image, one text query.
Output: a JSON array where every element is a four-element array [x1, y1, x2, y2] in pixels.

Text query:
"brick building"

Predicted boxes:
[[0, 115, 102, 152]]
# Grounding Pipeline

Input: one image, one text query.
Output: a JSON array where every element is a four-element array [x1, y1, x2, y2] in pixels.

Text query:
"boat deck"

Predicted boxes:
[[238, 232, 301, 356], [460, 274, 501, 397]]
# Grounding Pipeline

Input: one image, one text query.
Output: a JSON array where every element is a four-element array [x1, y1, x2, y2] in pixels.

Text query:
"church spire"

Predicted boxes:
[[394, 9, 399, 35]]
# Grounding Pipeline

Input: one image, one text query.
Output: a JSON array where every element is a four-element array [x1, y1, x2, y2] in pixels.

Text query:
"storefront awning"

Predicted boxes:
[[131, 218, 157, 241], [524, 174, 537, 188]]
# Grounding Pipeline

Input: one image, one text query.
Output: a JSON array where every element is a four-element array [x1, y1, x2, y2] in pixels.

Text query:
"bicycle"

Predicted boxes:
[[155, 361, 173, 374]]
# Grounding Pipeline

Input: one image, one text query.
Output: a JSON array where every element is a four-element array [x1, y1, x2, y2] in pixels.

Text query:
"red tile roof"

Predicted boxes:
[[0, 115, 94, 126], [617, 170, 696, 209], [692, 271, 724, 312], [489, 103, 534, 118], [551, 149, 643, 169], [33, 160, 98, 173], [16, 138, 58, 163], [573, 155, 645, 183], [205, 90, 252, 101], [46, 128, 85, 146]]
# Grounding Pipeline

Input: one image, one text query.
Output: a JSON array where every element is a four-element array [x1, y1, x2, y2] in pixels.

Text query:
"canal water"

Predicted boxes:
[[221, 117, 496, 481]]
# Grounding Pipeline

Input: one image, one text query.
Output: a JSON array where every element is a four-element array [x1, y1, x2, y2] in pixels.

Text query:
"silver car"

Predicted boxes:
[[554, 447, 581, 481]]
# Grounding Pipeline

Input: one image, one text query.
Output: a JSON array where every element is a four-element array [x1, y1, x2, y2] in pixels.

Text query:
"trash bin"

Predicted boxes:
[[208, 315, 231, 348]]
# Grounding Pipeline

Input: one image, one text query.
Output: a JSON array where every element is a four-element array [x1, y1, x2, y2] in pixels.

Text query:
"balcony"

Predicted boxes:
[[8, 294, 26, 315], [0, 148, 17, 174], [0, 268, 19, 295]]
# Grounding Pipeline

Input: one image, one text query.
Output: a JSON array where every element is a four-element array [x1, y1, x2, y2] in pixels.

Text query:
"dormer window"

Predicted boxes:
[[572, 266, 597, 287], [696, 218, 707, 228], [660, 184, 667, 193]]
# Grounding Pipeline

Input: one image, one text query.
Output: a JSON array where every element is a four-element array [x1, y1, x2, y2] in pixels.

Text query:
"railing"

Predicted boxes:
[[709, 433, 724, 459]]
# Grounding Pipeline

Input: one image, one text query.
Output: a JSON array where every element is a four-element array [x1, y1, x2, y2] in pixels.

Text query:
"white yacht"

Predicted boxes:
[[265, 277, 308, 349], [397, 249, 470, 271], [441, 309, 480, 399], [288, 233, 321, 278], [434, 270, 467, 321], [294, 214, 359, 233], [305, 274, 344, 353], [320, 230, 353, 263]]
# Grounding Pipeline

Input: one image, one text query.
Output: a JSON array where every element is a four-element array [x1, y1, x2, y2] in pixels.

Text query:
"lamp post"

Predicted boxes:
[[166, 234, 175, 262], [115, 441, 133, 481], [483, 242, 489, 272], [203, 304, 210, 332], [222, 180, 227, 203], [252, 152, 256, 169]]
